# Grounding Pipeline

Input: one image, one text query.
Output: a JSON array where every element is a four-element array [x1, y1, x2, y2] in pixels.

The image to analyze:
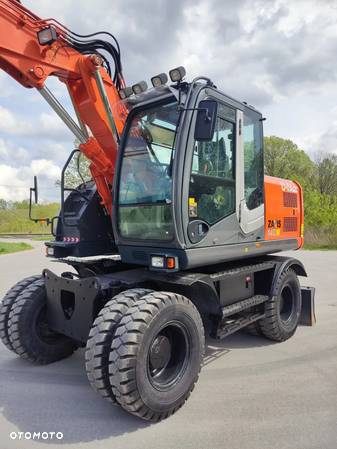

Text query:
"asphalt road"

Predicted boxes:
[[0, 241, 336, 449]]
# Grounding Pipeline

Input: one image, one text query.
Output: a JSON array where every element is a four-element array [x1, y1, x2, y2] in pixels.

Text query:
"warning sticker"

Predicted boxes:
[[189, 197, 198, 218]]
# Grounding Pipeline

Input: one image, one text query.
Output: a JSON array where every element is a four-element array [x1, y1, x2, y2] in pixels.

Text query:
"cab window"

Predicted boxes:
[[189, 105, 235, 225], [243, 109, 264, 210]]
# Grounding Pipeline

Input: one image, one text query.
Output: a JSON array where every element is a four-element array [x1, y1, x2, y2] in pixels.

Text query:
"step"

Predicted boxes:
[[221, 294, 269, 318], [215, 312, 265, 339]]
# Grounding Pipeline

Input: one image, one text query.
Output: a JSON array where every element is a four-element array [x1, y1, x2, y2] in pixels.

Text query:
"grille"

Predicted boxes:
[[283, 192, 298, 208], [283, 217, 298, 232]]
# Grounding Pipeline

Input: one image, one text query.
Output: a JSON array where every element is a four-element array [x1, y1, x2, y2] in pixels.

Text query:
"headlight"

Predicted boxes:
[[151, 255, 177, 270], [46, 247, 54, 257], [151, 256, 165, 268]]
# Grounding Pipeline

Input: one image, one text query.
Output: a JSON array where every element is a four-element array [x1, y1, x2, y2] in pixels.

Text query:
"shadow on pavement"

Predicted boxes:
[[0, 350, 150, 445], [0, 332, 273, 444], [204, 332, 274, 366]]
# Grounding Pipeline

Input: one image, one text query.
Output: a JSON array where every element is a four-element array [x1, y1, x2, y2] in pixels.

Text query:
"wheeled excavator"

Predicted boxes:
[[0, 0, 315, 422]]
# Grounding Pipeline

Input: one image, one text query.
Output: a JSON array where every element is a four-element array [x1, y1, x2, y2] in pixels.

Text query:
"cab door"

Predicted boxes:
[[236, 108, 265, 238], [182, 97, 242, 248]]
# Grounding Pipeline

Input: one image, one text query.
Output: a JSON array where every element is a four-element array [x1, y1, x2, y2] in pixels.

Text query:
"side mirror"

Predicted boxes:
[[33, 175, 39, 204], [194, 100, 218, 141]]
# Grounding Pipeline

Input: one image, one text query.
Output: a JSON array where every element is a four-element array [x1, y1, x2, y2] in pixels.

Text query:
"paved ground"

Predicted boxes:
[[0, 240, 336, 449]]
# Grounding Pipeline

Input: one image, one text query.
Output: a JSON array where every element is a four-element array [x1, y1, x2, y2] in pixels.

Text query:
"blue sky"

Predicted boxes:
[[1, 0, 337, 201]]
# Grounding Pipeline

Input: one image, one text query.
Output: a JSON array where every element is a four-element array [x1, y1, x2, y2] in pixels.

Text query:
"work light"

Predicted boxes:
[[151, 255, 178, 270], [119, 86, 133, 100], [132, 81, 148, 95], [151, 73, 168, 87], [37, 26, 58, 46], [151, 256, 165, 268], [169, 66, 186, 83]]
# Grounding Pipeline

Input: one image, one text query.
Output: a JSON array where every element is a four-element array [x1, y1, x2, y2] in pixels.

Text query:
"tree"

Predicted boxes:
[[56, 152, 92, 189], [264, 136, 317, 189], [315, 152, 337, 196]]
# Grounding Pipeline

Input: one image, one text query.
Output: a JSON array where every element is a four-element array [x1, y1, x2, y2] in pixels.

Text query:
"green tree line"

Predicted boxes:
[[0, 200, 59, 234], [264, 136, 337, 248], [0, 136, 336, 247]]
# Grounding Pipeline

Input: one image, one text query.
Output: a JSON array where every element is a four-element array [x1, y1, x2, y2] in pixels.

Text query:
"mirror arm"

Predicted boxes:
[[28, 177, 52, 226], [178, 107, 211, 121]]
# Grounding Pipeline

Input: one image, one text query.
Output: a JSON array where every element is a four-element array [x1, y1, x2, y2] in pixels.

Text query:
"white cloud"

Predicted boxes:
[[0, 160, 61, 202], [0, 138, 29, 164], [0, 106, 72, 140], [30, 159, 61, 179], [0, 0, 337, 185]]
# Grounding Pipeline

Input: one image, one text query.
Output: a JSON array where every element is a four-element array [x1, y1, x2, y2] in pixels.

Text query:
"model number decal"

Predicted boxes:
[[268, 219, 281, 228]]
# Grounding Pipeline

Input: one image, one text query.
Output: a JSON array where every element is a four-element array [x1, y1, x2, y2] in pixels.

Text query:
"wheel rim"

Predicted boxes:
[[147, 321, 190, 391], [279, 285, 295, 324], [35, 306, 63, 344]]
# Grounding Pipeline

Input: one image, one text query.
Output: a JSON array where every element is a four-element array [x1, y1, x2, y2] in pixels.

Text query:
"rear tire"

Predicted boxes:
[[260, 269, 302, 342], [8, 278, 77, 364], [109, 292, 205, 421], [85, 288, 152, 403], [0, 275, 41, 351]]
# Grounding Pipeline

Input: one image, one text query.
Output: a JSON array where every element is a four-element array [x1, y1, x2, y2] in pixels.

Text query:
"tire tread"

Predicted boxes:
[[109, 291, 205, 422]]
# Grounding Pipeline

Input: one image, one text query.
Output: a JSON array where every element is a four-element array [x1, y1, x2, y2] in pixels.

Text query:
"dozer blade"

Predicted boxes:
[[300, 286, 316, 326]]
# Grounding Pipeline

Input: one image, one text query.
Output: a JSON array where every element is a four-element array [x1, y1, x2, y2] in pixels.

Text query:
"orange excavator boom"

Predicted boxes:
[[0, 0, 128, 213]]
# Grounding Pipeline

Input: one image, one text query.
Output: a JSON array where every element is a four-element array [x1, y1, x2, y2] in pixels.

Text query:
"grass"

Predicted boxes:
[[0, 203, 59, 234], [0, 242, 33, 255], [303, 243, 337, 250], [303, 228, 337, 250], [32, 235, 53, 241]]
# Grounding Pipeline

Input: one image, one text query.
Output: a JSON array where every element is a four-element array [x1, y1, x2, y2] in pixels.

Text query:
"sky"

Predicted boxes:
[[0, 0, 337, 201]]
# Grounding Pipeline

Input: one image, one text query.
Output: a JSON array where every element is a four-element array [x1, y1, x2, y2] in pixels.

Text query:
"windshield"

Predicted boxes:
[[118, 100, 180, 241]]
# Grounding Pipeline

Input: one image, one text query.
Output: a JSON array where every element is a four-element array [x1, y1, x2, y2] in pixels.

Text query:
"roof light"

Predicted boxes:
[[132, 81, 148, 95], [119, 86, 133, 100], [169, 66, 186, 83], [151, 73, 168, 88], [37, 26, 58, 46]]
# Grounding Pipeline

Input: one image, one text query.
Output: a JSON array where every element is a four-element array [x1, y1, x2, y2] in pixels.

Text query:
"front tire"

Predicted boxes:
[[109, 292, 205, 422], [260, 269, 302, 342], [8, 278, 77, 364], [85, 288, 152, 403]]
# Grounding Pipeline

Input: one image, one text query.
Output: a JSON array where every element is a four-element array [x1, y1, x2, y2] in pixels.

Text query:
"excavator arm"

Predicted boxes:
[[0, 0, 129, 213]]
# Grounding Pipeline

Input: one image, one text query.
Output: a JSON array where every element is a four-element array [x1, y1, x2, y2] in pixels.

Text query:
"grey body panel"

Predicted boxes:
[[118, 238, 299, 270]]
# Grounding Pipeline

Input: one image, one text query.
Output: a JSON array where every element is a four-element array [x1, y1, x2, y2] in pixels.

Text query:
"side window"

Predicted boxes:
[[189, 108, 235, 225], [243, 110, 264, 210]]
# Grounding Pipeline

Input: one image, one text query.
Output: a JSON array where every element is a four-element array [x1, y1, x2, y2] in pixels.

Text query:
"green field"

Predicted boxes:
[[0, 242, 33, 255], [32, 235, 53, 241], [303, 243, 337, 250], [0, 203, 59, 234]]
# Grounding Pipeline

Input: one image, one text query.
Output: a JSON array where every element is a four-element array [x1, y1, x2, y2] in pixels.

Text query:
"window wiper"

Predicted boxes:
[[156, 199, 172, 204]]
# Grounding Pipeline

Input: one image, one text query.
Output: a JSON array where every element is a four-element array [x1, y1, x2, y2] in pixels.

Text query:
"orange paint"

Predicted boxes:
[[264, 175, 304, 249], [0, 0, 128, 213]]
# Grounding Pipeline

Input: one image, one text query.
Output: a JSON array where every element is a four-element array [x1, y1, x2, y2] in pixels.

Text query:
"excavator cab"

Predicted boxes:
[[113, 79, 272, 270]]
